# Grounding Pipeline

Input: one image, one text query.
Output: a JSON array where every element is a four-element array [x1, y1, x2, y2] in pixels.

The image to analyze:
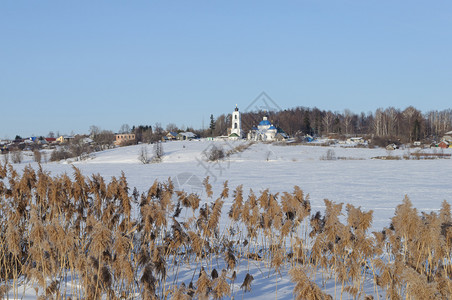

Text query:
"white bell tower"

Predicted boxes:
[[230, 104, 242, 138]]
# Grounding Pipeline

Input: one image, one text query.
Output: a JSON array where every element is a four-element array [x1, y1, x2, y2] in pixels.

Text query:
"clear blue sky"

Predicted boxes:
[[1, 1, 451, 138]]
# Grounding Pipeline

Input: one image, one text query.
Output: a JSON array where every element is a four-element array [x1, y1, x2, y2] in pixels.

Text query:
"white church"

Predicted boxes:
[[228, 105, 288, 141]]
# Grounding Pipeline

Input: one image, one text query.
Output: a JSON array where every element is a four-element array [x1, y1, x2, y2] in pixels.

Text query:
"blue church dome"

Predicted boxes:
[[268, 125, 277, 130], [259, 120, 271, 126]]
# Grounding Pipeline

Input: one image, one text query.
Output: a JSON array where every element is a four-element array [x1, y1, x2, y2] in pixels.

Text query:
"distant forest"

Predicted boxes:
[[127, 106, 452, 145], [209, 106, 452, 144]]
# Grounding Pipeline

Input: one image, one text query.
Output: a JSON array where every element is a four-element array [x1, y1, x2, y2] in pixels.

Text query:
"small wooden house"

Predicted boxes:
[[177, 132, 197, 141], [166, 132, 178, 140], [438, 141, 449, 149]]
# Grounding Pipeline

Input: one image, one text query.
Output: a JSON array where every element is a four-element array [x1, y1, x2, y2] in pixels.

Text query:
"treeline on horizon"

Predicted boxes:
[[132, 106, 452, 145], [12, 106, 450, 146], [212, 106, 452, 143]]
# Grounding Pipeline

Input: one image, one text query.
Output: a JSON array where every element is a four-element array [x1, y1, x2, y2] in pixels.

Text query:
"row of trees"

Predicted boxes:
[[16, 105, 448, 148], [207, 106, 452, 143], [118, 105, 452, 145]]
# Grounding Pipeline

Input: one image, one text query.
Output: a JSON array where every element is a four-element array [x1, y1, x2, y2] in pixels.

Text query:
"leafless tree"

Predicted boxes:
[[11, 150, 23, 164], [93, 130, 115, 150], [166, 123, 178, 132], [343, 109, 353, 135], [33, 150, 42, 163], [70, 136, 92, 160], [385, 107, 400, 136], [153, 142, 164, 162], [206, 145, 225, 161], [119, 124, 131, 134], [426, 110, 452, 138], [138, 145, 150, 164], [89, 125, 101, 137], [322, 111, 334, 135], [374, 108, 385, 136], [402, 106, 422, 142], [152, 123, 164, 142]]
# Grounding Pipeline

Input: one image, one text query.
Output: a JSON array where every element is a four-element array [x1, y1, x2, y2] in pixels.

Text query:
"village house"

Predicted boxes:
[[177, 132, 198, 141], [438, 141, 450, 149], [115, 133, 136, 146], [56, 135, 75, 144], [166, 132, 178, 141], [45, 137, 57, 144]]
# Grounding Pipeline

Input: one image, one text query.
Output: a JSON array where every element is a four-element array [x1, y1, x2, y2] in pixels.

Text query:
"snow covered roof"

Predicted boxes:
[[178, 132, 197, 138]]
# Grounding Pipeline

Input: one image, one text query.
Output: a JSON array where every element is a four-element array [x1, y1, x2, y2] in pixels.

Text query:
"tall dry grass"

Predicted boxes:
[[0, 163, 451, 299]]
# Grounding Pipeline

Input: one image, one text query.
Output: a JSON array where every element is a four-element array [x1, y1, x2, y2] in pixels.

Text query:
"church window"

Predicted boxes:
[[234, 123, 237, 129]]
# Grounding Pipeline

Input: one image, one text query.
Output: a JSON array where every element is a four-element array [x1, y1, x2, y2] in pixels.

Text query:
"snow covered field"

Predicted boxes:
[[2, 140, 451, 299], [32, 140, 452, 231]]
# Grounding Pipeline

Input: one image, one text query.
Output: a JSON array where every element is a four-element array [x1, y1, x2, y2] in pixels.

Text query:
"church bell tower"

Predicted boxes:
[[230, 104, 242, 138]]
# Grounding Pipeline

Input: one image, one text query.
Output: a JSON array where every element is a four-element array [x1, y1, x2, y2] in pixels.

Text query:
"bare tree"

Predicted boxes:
[[152, 123, 164, 142], [214, 114, 228, 136], [385, 107, 400, 136], [70, 135, 92, 160], [374, 108, 385, 136], [153, 142, 163, 162], [11, 150, 22, 164], [89, 125, 101, 137], [206, 145, 225, 161], [166, 123, 178, 132], [427, 110, 452, 138], [322, 111, 334, 135], [93, 130, 115, 150], [33, 150, 42, 163], [402, 106, 422, 142], [441, 109, 452, 133], [138, 145, 150, 164], [119, 124, 131, 134], [154, 142, 163, 161], [343, 109, 353, 135]]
